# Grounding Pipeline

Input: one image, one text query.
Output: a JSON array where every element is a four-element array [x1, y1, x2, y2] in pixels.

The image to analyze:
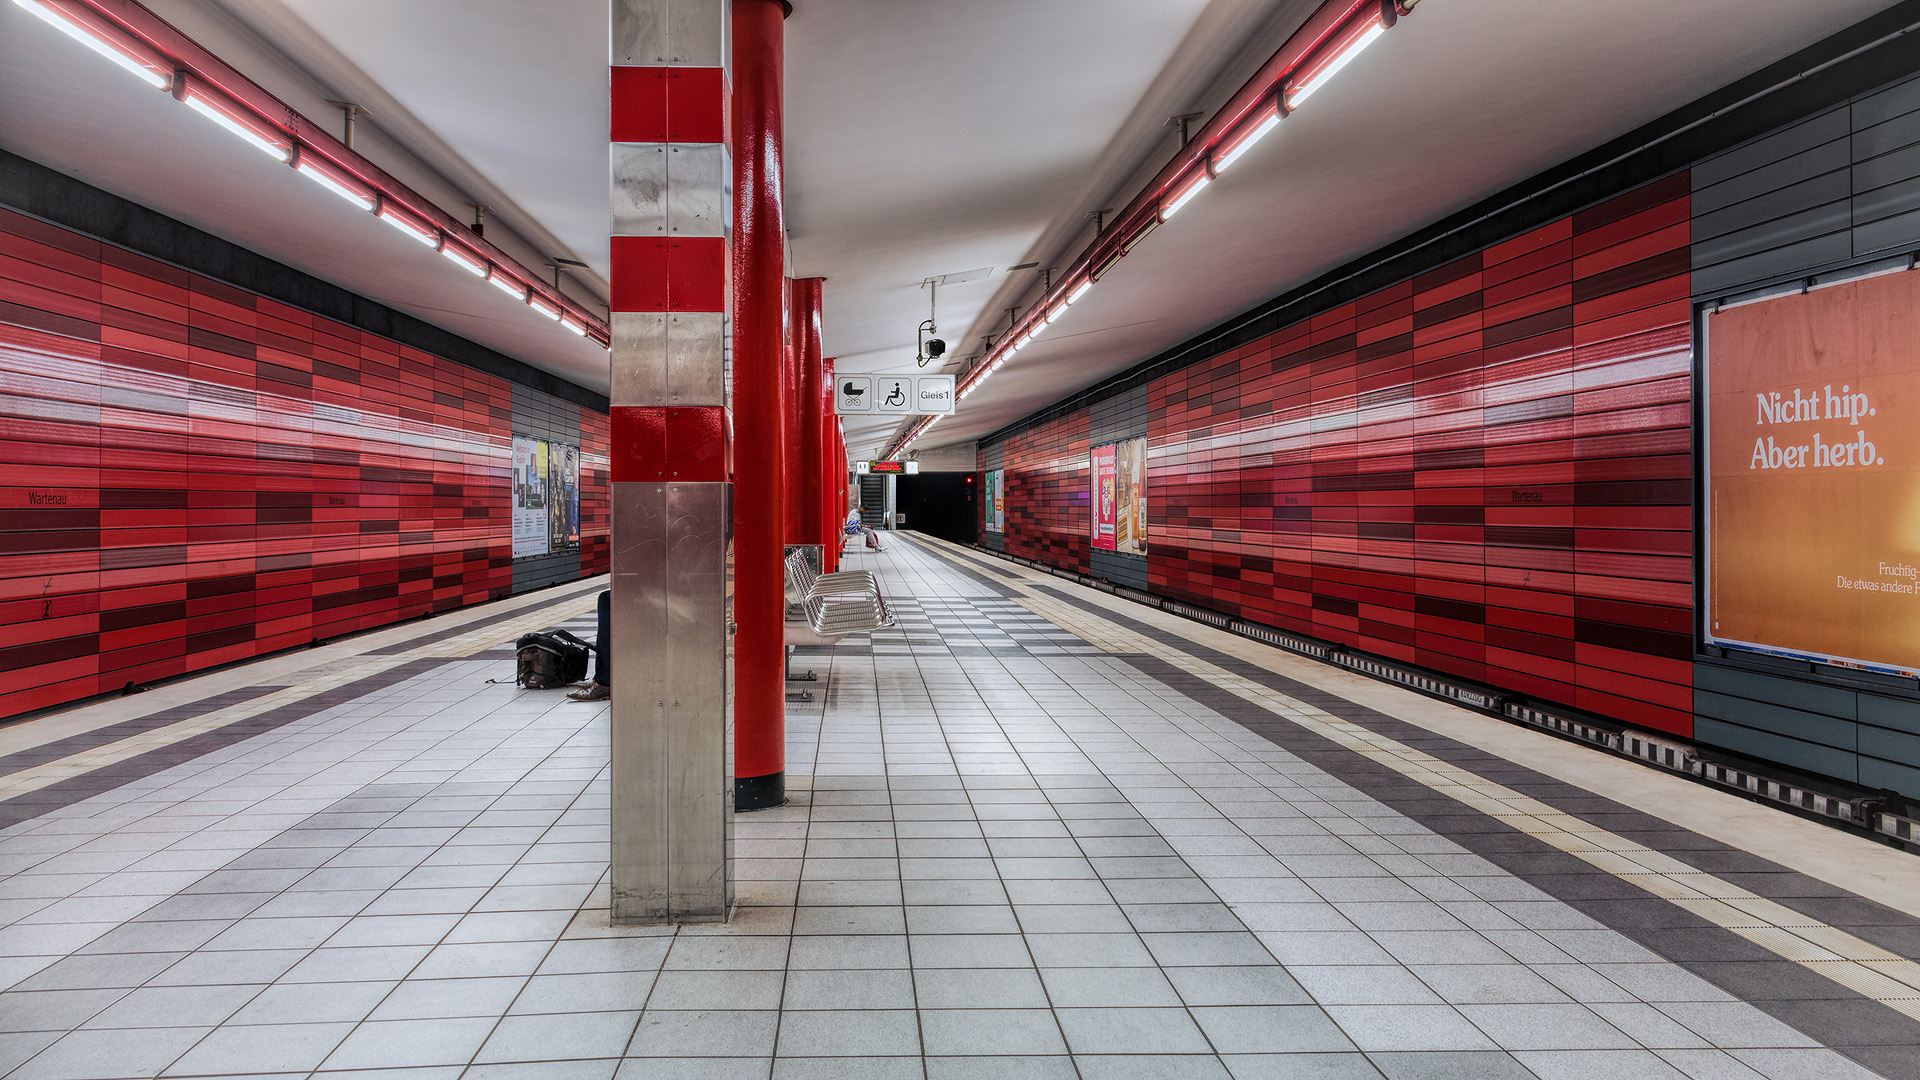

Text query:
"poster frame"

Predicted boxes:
[[511, 435, 548, 559], [1698, 270, 1920, 680], [1090, 436, 1148, 558], [1091, 444, 1117, 551]]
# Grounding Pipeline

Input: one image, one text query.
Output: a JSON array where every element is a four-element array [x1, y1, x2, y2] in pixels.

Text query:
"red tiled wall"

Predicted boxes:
[[998, 411, 1092, 573], [580, 409, 610, 577], [0, 206, 610, 718], [988, 176, 1695, 735]]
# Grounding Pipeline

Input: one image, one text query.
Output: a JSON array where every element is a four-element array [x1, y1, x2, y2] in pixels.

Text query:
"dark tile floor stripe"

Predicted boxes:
[[0, 658, 444, 832], [0, 686, 285, 778], [1120, 651, 1920, 1079], [906, 544, 1920, 1073], [0, 582, 603, 782], [1016, 577, 1920, 956], [894, 548, 1019, 598], [365, 579, 607, 654]]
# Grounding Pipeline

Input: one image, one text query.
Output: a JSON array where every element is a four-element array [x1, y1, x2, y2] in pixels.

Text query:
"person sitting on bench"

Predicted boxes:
[[568, 590, 611, 701]]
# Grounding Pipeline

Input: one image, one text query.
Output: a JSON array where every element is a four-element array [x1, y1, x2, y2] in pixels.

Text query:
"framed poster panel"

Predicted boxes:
[[511, 436, 549, 559], [1704, 267, 1920, 675], [1091, 444, 1117, 550], [548, 442, 581, 552], [1114, 436, 1148, 556]]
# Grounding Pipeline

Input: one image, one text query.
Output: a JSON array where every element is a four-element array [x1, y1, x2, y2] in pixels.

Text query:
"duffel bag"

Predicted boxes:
[[514, 629, 593, 689]]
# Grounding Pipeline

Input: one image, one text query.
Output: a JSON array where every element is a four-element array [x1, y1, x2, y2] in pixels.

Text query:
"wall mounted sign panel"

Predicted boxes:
[[833, 374, 955, 416]]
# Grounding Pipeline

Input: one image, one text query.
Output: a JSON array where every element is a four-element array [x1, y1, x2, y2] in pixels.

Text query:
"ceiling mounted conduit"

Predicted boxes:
[[10, 0, 610, 348], [886, 0, 1418, 459]]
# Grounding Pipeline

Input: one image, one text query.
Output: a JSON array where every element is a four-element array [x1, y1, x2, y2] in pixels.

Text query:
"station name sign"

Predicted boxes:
[[834, 373, 955, 416], [854, 460, 919, 475]]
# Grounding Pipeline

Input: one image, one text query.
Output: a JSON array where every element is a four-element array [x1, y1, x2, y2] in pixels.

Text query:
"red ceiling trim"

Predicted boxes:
[[50, 0, 612, 347], [887, 0, 1412, 459]]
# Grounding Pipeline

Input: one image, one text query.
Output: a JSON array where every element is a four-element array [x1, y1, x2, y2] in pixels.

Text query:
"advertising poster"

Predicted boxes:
[[1706, 268, 1920, 674], [565, 445, 580, 546], [1091, 444, 1118, 550], [548, 443, 580, 551], [983, 470, 1004, 533], [511, 436, 549, 558], [1115, 436, 1149, 556]]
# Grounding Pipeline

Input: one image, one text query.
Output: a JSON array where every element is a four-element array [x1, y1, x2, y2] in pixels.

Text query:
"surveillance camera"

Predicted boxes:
[[926, 337, 946, 359]]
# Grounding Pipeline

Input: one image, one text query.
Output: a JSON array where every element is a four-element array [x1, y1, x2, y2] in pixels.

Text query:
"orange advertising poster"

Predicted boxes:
[[1707, 268, 1920, 674]]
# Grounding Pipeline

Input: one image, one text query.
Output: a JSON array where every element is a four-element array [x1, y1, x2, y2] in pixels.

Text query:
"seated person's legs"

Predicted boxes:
[[568, 590, 611, 701]]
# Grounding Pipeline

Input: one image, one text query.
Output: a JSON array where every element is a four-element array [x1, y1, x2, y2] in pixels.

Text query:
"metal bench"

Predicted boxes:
[[783, 549, 893, 700], [842, 521, 883, 552], [785, 549, 892, 635]]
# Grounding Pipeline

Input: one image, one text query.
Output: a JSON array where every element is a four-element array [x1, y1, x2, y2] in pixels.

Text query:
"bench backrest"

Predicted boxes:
[[784, 549, 821, 597]]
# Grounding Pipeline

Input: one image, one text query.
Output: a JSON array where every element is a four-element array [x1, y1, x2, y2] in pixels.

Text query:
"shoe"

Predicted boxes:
[[567, 682, 610, 702]]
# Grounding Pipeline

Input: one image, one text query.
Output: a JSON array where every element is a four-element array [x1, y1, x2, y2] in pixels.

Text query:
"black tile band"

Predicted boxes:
[[0, 685, 285, 779], [910, 540, 1920, 1075], [1121, 651, 1920, 1080], [367, 579, 608, 655], [0, 658, 443, 832], [1022, 579, 1920, 953]]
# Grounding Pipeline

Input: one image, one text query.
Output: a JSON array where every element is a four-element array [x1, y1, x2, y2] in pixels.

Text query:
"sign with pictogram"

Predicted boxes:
[[832, 374, 956, 417], [836, 375, 873, 413]]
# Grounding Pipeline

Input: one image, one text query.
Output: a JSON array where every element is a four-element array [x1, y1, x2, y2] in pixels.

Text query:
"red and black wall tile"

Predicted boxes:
[[981, 176, 1694, 737], [0, 205, 609, 719]]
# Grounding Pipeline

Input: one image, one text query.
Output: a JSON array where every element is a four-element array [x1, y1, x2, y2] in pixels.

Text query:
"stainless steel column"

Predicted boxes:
[[608, 0, 733, 923]]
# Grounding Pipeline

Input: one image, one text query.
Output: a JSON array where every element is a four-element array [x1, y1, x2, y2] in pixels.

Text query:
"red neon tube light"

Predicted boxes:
[[11, 0, 611, 348], [934, 0, 1410, 439]]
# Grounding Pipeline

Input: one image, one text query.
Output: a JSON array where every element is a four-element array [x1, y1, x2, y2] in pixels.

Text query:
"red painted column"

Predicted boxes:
[[731, 0, 788, 811], [789, 279, 825, 559], [836, 430, 849, 549], [819, 355, 836, 571]]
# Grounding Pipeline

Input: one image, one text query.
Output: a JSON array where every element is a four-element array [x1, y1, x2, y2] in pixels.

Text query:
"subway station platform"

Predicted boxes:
[[1, 533, 1918, 1080]]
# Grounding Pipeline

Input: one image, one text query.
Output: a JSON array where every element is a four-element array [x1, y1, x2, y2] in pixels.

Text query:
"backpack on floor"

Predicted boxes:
[[515, 629, 593, 689]]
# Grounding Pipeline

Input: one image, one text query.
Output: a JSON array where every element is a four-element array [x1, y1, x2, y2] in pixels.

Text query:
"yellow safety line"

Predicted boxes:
[[1001, 576, 1920, 1020], [0, 594, 600, 802]]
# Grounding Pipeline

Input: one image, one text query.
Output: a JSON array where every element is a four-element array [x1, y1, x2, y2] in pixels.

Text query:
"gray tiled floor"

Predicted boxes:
[[0, 536, 1902, 1078]]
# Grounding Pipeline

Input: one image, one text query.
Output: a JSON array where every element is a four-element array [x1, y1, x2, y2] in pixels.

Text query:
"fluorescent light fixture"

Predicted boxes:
[[14, 0, 172, 89], [1012, 333, 1031, 352], [530, 297, 562, 320], [295, 151, 374, 209], [1120, 216, 1159, 255], [1287, 20, 1384, 108], [182, 87, 291, 162], [1045, 305, 1065, 324], [377, 201, 438, 247], [441, 241, 487, 277], [1067, 280, 1092, 305], [1213, 102, 1281, 172], [1026, 319, 1048, 340], [561, 317, 587, 336], [488, 267, 527, 300], [1162, 173, 1210, 218]]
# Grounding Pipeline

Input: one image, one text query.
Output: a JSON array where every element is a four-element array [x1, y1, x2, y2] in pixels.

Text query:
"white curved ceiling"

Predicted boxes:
[[0, 0, 1906, 446], [900, 0, 1907, 459]]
